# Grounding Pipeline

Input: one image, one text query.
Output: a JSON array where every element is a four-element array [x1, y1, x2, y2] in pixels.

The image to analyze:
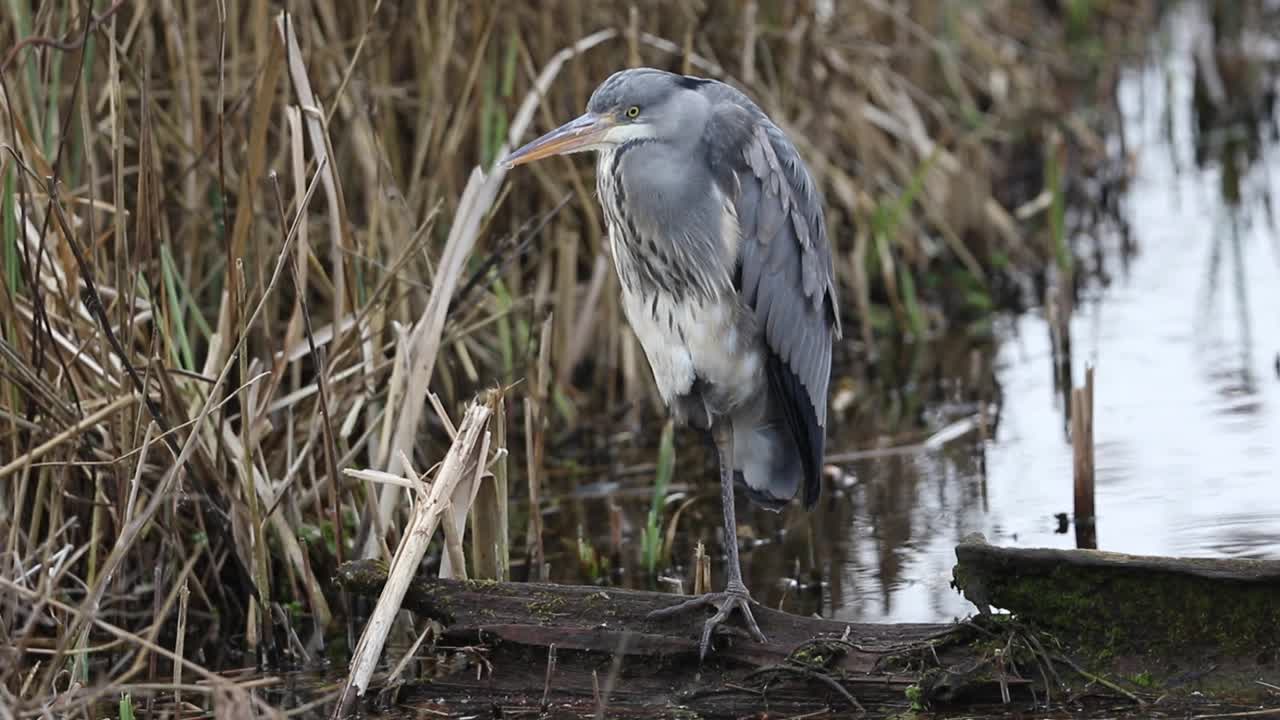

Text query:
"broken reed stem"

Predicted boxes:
[[524, 397, 545, 581], [470, 389, 509, 581], [1072, 365, 1096, 549], [174, 580, 190, 712], [440, 506, 470, 582], [335, 398, 493, 718], [693, 541, 711, 596], [440, 396, 493, 580]]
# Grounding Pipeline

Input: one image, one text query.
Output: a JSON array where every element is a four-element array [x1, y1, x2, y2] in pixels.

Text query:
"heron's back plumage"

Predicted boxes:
[[701, 80, 840, 510]]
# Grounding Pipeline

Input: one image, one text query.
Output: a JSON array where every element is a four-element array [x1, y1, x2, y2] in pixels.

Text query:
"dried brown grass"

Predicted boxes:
[[0, 0, 1152, 716]]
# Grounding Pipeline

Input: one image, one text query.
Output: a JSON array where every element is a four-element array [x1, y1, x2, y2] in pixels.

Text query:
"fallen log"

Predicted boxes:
[[952, 533, 1280, 652], [334, 535, 1280, 717]]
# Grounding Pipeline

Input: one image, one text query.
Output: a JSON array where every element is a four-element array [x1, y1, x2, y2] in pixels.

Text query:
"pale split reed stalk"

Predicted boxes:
[[334, 397, 494, 717]]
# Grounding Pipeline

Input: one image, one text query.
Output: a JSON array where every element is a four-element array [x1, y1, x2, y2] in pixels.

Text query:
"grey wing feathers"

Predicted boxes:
[[704, 87, 840, 509]]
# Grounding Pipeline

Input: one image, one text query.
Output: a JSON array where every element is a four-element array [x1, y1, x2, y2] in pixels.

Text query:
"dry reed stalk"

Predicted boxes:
[[335, 397, 494, 717], [276, 12, 355, 593], [276, 12, 352, 326], [174, 579, 190, 713], [0, 392, 137, 480], [1072, 365, 1097, 549], [470, 388, 509, 580], [525, 315, 554, 582], [560, 252, 611, 386]]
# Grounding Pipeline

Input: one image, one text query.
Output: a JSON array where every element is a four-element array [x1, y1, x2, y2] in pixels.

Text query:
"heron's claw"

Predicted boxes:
[[647, 585, 767, 659]]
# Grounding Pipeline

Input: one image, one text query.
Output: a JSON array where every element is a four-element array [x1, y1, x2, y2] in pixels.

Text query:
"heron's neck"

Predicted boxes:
[[595, 137, 729, 305]]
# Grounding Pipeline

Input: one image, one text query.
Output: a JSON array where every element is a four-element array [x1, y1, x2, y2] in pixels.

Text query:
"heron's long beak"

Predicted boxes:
[[503, 111, 615, 167]]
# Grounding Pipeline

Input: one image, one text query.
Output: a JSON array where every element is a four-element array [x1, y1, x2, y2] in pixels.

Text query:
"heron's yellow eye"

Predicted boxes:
[[625, 106, 640, 119]]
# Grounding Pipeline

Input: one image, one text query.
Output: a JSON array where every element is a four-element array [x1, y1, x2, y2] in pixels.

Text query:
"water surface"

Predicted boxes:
[[814, 4, 1280, 623]]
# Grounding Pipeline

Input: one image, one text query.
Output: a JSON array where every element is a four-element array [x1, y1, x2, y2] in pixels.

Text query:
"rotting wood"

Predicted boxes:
[[336, 536, 1280, 717]]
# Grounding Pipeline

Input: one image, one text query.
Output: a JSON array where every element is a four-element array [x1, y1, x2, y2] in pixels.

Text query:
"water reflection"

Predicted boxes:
[[547, 1, 1280, 625]]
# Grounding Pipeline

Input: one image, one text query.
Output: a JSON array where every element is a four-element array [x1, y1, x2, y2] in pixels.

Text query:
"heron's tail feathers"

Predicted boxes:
[[730, 350, 824, 510], [730, 386, 804, 511]]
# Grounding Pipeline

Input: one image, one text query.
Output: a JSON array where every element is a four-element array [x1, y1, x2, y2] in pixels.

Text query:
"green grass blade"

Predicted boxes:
[[492, 277, 514, 383], [643, 419, 676, 575], [898, 263, 926, 339], [160, 243, 195, 371]]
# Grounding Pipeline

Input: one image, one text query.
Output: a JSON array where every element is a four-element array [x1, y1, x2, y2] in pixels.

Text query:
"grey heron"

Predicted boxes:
[[504, 68, 840, 658]]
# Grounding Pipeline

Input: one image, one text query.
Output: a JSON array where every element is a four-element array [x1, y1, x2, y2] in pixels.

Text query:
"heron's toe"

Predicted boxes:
[[647, 588, 768, 659], [698, 591, 768, 659], [645, 594, 710, 621]]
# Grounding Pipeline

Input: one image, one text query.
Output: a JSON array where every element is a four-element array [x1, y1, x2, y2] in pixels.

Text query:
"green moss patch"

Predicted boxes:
[[952, 542, 1280, 658]]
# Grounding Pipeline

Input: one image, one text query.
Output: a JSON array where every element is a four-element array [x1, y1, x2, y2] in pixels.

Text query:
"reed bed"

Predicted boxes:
[[1, 1, 1154, 716]]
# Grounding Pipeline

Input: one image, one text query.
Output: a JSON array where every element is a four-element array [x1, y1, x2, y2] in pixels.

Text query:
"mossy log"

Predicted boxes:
[[335, 538, 1280, 717], [952, 533, 1280, 653]]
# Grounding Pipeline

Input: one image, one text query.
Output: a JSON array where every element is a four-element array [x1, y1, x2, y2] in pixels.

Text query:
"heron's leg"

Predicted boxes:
[[647, 419, 767, 658], [714, 419, 748, 594]]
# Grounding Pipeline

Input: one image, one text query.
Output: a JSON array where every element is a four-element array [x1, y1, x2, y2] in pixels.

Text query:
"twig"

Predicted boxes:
[[1051, 651, 1144, 706], [541, 643, 558, 709], [1192, 710, 1280, 719], [748, 664, 865, 713], [384, 624, 435, 690]]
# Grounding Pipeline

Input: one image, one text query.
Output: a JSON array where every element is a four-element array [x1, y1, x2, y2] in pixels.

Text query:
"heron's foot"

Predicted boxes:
[[647, 583, 767, 659]]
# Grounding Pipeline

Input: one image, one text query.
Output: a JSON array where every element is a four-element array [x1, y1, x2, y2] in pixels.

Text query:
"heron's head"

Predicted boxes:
[[503, 68, 710, 167]]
